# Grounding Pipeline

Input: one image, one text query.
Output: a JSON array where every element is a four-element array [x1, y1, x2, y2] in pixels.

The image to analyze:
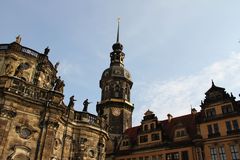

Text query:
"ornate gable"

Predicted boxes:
[[201, 81, 235, 108]]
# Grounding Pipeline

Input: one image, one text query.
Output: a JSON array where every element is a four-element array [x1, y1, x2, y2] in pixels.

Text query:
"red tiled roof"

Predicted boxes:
[[160, 113, 198, 139], [124, 126, 141, 144], [123, 113, 199, 144]]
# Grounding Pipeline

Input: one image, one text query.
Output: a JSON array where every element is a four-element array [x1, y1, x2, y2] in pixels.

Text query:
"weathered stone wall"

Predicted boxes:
[[0, 40, 109, 160]]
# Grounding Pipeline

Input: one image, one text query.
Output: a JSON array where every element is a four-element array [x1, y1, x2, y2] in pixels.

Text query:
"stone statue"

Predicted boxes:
[[44, 47, 50, 55], [54, 62, 60, 71], [82, 99, 91, 112], [68, 95, 76, 108], [15, 35, 21, 44], [54, 76, 65, 93], [5, 62, 14, 76], [14, 63, 31, 79]]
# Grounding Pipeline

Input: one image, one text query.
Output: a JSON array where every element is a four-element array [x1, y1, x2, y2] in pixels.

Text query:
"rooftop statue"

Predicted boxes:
[[44, 47, 50, 55], [68, 95, 76, 109], [54, 76, 65, 93], [82, 99, 91, 112], [15, 35, 21, 44], [54, 62, 60, 71]]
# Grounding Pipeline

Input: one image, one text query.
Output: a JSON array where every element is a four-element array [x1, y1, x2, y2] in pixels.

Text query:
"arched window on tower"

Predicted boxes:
[[114, 85, 120, 97], [124, 88, 128, 100]]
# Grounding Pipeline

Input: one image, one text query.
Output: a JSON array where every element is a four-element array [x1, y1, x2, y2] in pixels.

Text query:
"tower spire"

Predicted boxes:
[[116, 18, 120, 43]]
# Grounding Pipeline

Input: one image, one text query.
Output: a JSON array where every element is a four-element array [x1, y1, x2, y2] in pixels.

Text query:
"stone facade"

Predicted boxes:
[[1, 32, 240, 160], [0, 38, 109, 160]]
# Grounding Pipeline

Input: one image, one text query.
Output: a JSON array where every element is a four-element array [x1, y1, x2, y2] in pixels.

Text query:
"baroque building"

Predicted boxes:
[[0, 26, 240, 160], [0, 37, 108, 160]]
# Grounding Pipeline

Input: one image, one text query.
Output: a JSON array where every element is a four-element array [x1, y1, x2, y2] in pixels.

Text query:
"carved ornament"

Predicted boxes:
[[15, 124, 37, 140], [0, 108, 16, 118]]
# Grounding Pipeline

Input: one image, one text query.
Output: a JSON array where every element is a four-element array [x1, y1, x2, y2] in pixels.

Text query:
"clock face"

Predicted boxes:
[[112, 108, 121, 116]]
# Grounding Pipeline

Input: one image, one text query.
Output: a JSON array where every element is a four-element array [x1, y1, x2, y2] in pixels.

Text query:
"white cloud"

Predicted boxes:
[[133, 52, 240, 125]]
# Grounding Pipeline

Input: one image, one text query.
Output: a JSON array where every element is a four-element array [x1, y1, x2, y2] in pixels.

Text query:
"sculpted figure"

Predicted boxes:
[[54, 62, 60, 71], [82, 99, 91, 112], [15, 35, 21, 44], [44, 47, 50, 55], [68, 95, 76, 108], [54, 76, 65, 93], [14, 63, 31, 80], [5, 61, 14, 76]]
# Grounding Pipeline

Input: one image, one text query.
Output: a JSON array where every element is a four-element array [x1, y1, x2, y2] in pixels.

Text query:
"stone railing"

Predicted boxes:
[[21, 46, 39, 57], [0, 44, 39, 57], [73, 111, 107, 130], [0, 76, 62, 103], [0, 44, 8, 50]]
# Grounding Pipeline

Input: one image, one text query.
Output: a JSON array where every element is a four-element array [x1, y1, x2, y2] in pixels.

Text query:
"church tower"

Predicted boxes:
[[97, 21, 134, 137]]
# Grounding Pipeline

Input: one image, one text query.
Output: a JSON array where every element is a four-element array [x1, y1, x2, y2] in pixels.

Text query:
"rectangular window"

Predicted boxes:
[[218, 146, 227, 160], [139, 135, 148, 143], [210, 147, 217, 160], [144, 125, 148, 131], [208, 125, 213, 135], [221, 104, 233, 114], [139, 157, 143, 160], [145, 156, 149, 160], [181, 130, 186, 136], [158, 154, 164, 160], [166, 154, 171, 160], [122, 140, 129, 146], [181, 151, 189, 160], [206, 108, 216, 118], [151, 133, 160, 141], [232, 120, 239, 130], [213, 123, 219, 133], [150, 123, 155, 130], [175, 129, 187, 138], [226, 121, 232, 131], [152, 156, 156, 160], [230, 145, 239, 160], [196, 147, 203, 160], [176, 131, 181, 137], [173, 153, 179, 160], [166, 153, 179, 160]]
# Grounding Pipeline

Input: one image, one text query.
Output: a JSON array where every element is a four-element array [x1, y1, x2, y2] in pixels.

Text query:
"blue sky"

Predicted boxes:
[[1, 0, 240, 125]]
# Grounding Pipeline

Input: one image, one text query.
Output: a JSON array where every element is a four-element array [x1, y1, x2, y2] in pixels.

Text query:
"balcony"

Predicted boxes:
[[73, 111, 107, 130], [0, 76, 63, 104], [227, 129, 240, 135], [208, 132, 221, 138]]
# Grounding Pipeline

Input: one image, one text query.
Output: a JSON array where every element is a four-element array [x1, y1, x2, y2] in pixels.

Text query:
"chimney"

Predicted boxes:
[[191, 108, 197, 114], [167, 114, 173, 123]]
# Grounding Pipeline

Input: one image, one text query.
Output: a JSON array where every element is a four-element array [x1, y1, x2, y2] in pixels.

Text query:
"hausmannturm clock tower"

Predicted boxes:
[[97, 22, 133, 137]]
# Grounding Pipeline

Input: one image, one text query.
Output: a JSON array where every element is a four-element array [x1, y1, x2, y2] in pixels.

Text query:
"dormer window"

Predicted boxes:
[[206, 108, 216, 118], [150, 123, 154, 130], [122, 140, 129, 147], [151, 133, 160, 141], [144, 125, 148, 131], [175, 129, 187, 138], [139, 135, 148, 143], [221, 104, 233, 114]]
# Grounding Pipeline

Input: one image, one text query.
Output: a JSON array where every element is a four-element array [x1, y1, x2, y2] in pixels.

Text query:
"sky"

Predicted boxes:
[[1, 0, 240, 125]]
